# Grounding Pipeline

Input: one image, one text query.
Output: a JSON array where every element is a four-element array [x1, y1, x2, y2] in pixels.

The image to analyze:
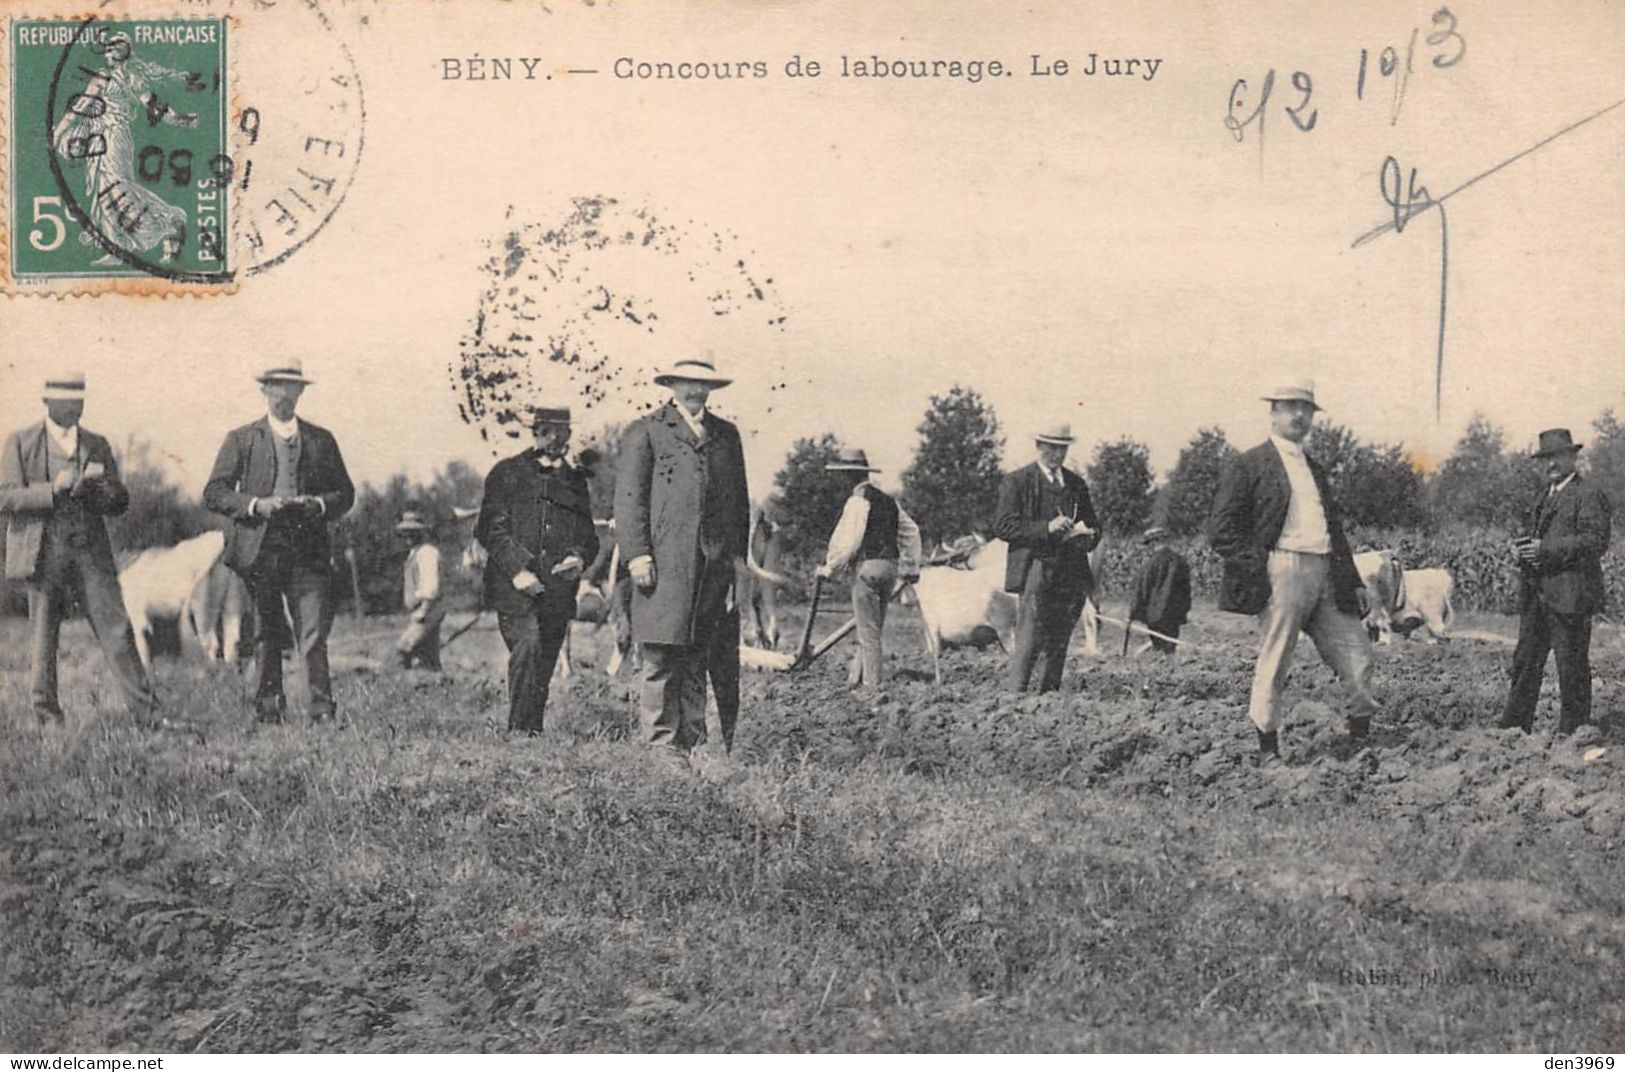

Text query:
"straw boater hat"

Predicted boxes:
[[826, 447, 881, 473], [653, 356, 732, 388], [1533, 428, 1582, 457], [396, 510, 429, 533], [43, 371, 86, 400], [1261, 376, 1321, 410], [1033, 421, 1075, 446], [255, 360, 314, 385]]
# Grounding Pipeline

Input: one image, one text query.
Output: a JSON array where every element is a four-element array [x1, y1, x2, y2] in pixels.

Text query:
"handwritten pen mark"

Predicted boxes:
[[1352, 98, 1624, 419]]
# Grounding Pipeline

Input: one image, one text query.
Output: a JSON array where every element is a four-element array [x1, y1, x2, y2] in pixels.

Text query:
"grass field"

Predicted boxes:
[[2, 599, 1622, 1053]]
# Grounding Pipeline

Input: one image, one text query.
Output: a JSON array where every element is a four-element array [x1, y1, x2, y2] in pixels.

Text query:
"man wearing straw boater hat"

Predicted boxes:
[[204, 361, 355, 725], [1499, 428, 1611, 736], [615, 356, 750, 753], [0, 371, 158, 726], [395, 510, 444, 671], [1209, 376, 1378, 763], [816, 448, 922, 690], [476, 403, 599, 735], [993, 420, 1103, 693]]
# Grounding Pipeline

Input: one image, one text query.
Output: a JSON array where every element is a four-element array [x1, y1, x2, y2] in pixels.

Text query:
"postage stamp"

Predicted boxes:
[[6, 16, 233, 292]]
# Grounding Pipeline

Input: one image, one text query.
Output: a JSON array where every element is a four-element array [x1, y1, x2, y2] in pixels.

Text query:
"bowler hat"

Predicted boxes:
[[43, 371, 87, 401], [1533, 428, 1583, 457], [1033, 421, 1075, 445], [826, 447, 880, 473], [396, 510, 429, 532], [653, 356, 732, 388], [1261, 377, 1321, 410], [256, 361, 314, 385]]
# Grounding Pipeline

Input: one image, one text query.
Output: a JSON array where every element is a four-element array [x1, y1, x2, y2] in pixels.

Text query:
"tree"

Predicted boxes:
[[1587, 405, 1625, 520], [1162, 427, 1238, 535], [1307, 422, 1424, 530], [1425, 413, 1541, 530], [1085, 437, 1154, 535], [771, 434, 849, 572], [105, 438, 215, 553], [899, 385, 1005, 545]]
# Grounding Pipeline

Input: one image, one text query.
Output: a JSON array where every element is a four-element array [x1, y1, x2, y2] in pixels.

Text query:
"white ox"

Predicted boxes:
[[911, 538, 1106, 683], [1353, 550, 1455, 644], [119, 530, 247, 668]]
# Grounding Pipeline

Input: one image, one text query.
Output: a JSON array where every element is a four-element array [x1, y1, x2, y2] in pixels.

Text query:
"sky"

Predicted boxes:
[[5, 0, 1622, 505]]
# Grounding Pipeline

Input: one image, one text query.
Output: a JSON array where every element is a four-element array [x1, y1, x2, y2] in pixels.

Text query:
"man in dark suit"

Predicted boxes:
[[204, 362, 355, 724], [1208, 378, 1377, 761], [476, 405, 599, 735], [1499, 428, 1612, 735], [0, 371, 157, 725], [615, 356, 750, 753], [1128, 526, 1192, 655], [993, 421, 1102, 693]]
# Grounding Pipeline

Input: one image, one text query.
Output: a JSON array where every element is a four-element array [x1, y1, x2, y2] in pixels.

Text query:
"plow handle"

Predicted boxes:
[[796, 575, 826, 660]]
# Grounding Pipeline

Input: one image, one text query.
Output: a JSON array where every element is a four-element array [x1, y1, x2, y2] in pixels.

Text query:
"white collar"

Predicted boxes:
[[44, 417, 79, 455], [1270, 434, 1308, 460], [1040, 463, 1065, 483], [266, 413, 300, 440], [1551, 472, 1577, 495], [673, 401, 707, 432]]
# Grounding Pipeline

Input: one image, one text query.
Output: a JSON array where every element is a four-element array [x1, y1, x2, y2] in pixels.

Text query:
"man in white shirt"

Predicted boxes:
[[1209, 378, 1378, 763], [816, 448, 923, 689], [395, 510, 444, 670]]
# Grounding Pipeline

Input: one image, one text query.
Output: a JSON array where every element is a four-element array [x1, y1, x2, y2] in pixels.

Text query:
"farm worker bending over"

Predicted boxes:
[[476, 405, 598, 737], [993, 421, 1102, 693], [395, 510, 444, 671], [0, 370, 158, 727], [615, 356, 750, 754], [1128, 526, 1192, 656], [816, 448, 922, 690], [1208, 377, 1378, 764]]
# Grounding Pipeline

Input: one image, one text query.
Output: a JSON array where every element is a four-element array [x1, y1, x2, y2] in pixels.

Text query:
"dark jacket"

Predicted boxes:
[[0, 422, 128, 581], [615, 402, 750, 646], [1208, 440, 1362, 615], [1518, 476, 1611, 615], [992, 462, 1102, 594], [203, 417, 355, 574], [476, 451, 600, 616], [1130, 546, 1192, 628]]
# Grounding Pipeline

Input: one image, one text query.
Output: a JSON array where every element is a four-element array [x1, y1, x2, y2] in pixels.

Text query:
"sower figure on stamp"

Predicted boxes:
[[476, 405, 598, 737], [1128, 526, 1192, 656], [0, 371, 158, 726], [816, 448, 922, 690], [993, 421, 1102, 693], [1499, 429, 1611, 736], [204, 361, 355, 725], [395, 510, 444, 671], [1208, 378, 1378, 763], [615, 357, 750, 754]]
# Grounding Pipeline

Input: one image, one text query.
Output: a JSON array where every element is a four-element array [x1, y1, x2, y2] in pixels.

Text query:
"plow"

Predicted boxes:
[[738, 575, 880, 673]]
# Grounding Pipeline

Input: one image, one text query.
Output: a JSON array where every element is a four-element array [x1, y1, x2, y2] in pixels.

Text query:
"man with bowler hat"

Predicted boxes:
[[476, 405, 598, 735], [994, 421, 1102, 693], [616, 356, 750, 753], [1208, 377, 1378, 762], [204, 361, 355, 724], [1, 370, 158, 725], [395, 510, 444, 671], [1499, 428, 1611, 735], [817, 448, 922, 690]]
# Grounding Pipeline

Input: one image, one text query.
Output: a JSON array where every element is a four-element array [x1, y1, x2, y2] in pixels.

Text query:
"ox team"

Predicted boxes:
[[2, 368, 1610, 760]]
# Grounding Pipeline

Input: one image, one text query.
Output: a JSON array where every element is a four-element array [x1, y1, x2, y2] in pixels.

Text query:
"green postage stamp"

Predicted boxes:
[[7, 17, 231, 290]]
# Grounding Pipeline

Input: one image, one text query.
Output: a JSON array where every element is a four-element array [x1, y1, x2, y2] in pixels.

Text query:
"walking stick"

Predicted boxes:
[[1121, 612, 1133, 657]]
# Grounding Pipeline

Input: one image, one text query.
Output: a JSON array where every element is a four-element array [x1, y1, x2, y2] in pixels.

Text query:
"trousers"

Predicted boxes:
[[639, 600, 739, 752], [1248, 550, 1378, 732], [245, 544, 335, 720], [1007, 559, 1087, 693], [849, 558, 898, 687], [397, 602, 445, 670], [497, 599, 572, 734], [28, 537, 155, 717], [1502, 602, 1592, 733]]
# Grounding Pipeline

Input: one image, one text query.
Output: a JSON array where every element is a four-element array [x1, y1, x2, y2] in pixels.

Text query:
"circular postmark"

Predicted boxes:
[[454, 196, 794, 449], [39, 0, 363, 284]]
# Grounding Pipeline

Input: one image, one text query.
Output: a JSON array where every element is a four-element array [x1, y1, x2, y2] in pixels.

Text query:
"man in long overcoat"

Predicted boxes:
[[203, 361, 355, 724], [1499, 428, 1611, 735], [615, 357, 750, 752], [1, 370, 156, 724]]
